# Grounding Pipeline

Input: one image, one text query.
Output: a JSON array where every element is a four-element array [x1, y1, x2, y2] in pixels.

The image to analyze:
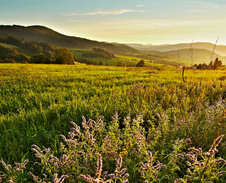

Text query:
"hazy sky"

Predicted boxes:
[[1, 0, 226, 45]]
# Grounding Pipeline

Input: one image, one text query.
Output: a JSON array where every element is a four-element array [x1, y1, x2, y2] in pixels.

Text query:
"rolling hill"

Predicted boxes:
[[1, 24, 225, 66], [0, 25, 139, 55], [128, 44, 226, 65], [141, 48, 226, 65], [127, 42, 226, 56], [162, 48, 226, 64]]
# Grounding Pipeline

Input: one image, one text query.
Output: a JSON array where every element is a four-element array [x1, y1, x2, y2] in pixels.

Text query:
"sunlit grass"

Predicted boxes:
[[0, 63, 225, 182]]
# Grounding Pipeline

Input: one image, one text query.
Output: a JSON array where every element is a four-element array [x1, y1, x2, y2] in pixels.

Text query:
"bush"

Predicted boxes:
[[136, 60, 145, 67], [55, 48, 74, 65]]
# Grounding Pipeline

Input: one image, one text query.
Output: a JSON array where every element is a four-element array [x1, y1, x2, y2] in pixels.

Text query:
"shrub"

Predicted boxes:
[[0, 114, 225, 183], [136, 60, 145, 67]]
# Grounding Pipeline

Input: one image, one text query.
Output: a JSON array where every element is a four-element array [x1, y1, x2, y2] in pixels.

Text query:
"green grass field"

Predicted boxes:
[[0, 63, 225, 182], [70, 49, 164, 67]]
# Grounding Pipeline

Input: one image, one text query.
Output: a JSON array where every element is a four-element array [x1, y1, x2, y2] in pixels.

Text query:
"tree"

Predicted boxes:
[[30, 53, 51, 64], [136, 59, 145, 67], [55, 48, 74, 65], [213, 57, 222, 69], [208, 61, 213, 69], [98, 61, 103, 65]]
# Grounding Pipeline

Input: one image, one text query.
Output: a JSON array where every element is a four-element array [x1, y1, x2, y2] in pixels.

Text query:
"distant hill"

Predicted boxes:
[[162, 48, 226, 64], [127, 42, 226, 56], [140, 48, 226, 65], [0, 25, 139, 55]]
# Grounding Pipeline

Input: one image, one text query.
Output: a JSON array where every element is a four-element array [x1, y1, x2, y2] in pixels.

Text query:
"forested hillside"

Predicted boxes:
[[0, 36, 74, 64], [0, 25, 139, 54]]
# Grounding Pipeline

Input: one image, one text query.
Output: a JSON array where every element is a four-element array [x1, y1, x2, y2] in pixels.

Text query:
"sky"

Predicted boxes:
[[1, 0, 226, 45]]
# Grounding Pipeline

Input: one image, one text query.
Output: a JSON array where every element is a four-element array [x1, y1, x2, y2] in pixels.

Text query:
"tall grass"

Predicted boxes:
[[0, 63, 225, 182]]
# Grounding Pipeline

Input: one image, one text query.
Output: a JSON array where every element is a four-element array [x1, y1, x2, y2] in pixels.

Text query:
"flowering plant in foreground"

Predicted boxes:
[[80, 154, 129, 183], [0, 113, 225, 182], [0, 159, 28, 183]]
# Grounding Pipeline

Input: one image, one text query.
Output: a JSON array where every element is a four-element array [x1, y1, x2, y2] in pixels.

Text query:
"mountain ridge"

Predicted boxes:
[[0, 25, 139, 55], [126, 42, 226, 56]]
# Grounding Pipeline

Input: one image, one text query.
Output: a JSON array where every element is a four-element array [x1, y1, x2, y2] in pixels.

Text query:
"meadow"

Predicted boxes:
[[70, 49, 164, 67], [0, 63, 225, 182]]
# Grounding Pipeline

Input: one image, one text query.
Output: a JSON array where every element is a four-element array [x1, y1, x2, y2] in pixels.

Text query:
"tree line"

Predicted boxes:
[[82, 48, 115, 59], [192, 57, 225, 69], [0, 36, 74, 64]]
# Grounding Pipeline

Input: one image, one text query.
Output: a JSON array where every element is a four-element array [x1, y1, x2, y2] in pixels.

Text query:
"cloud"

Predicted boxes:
[[136, 5, 145, 8], [85, 9, 135, 15], [61, 13, 77, 16], [61, 7, 150, 17]]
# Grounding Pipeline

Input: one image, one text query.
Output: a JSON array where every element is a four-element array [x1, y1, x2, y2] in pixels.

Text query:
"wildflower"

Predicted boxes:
[[141, 163, 146, 170], [107, 173, 115, 179], [0, 175, 6, 183], [186, 161, 192, 166], [198, 148, 202, 155], [82, 116, 87, 124], [118, 168, 127, 176], [21, 159, 29, 167], [71, 121, 78, 128], [102, 171, 108, 179], [31, 145, 43, 159], [176, 153, 185, 159], [60, 154, 69, 165], [0, 175, 6, 179], [217, 171, 226, 176], [116, 155, 122, 172], [0, 161, 11, 172], [71, 127, 81, 136], [152, 162, 165, 170], [96, 154, 103, 178], [214, 158, 226, 164], [147, 151, 153, 164], [112, 112, 120, 121], [87, 119, 93, 127], [31, 144, 41, 152], [96, 115, 103, 124], [68, 132, 75, 139], [94, 178, 101, 183], [53, 173, 68, 183], [28, 172, 38, 182], [188, 147, 199, 154], [42, 146, 51, 153], [186, 154, 197, 162], [207, 135, 224, 157], [80, 174, 94, 182]]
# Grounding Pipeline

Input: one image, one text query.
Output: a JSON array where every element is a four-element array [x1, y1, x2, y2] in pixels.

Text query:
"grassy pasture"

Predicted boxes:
[[0, 63, 225, 182], [70, 49, 164, 66]]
